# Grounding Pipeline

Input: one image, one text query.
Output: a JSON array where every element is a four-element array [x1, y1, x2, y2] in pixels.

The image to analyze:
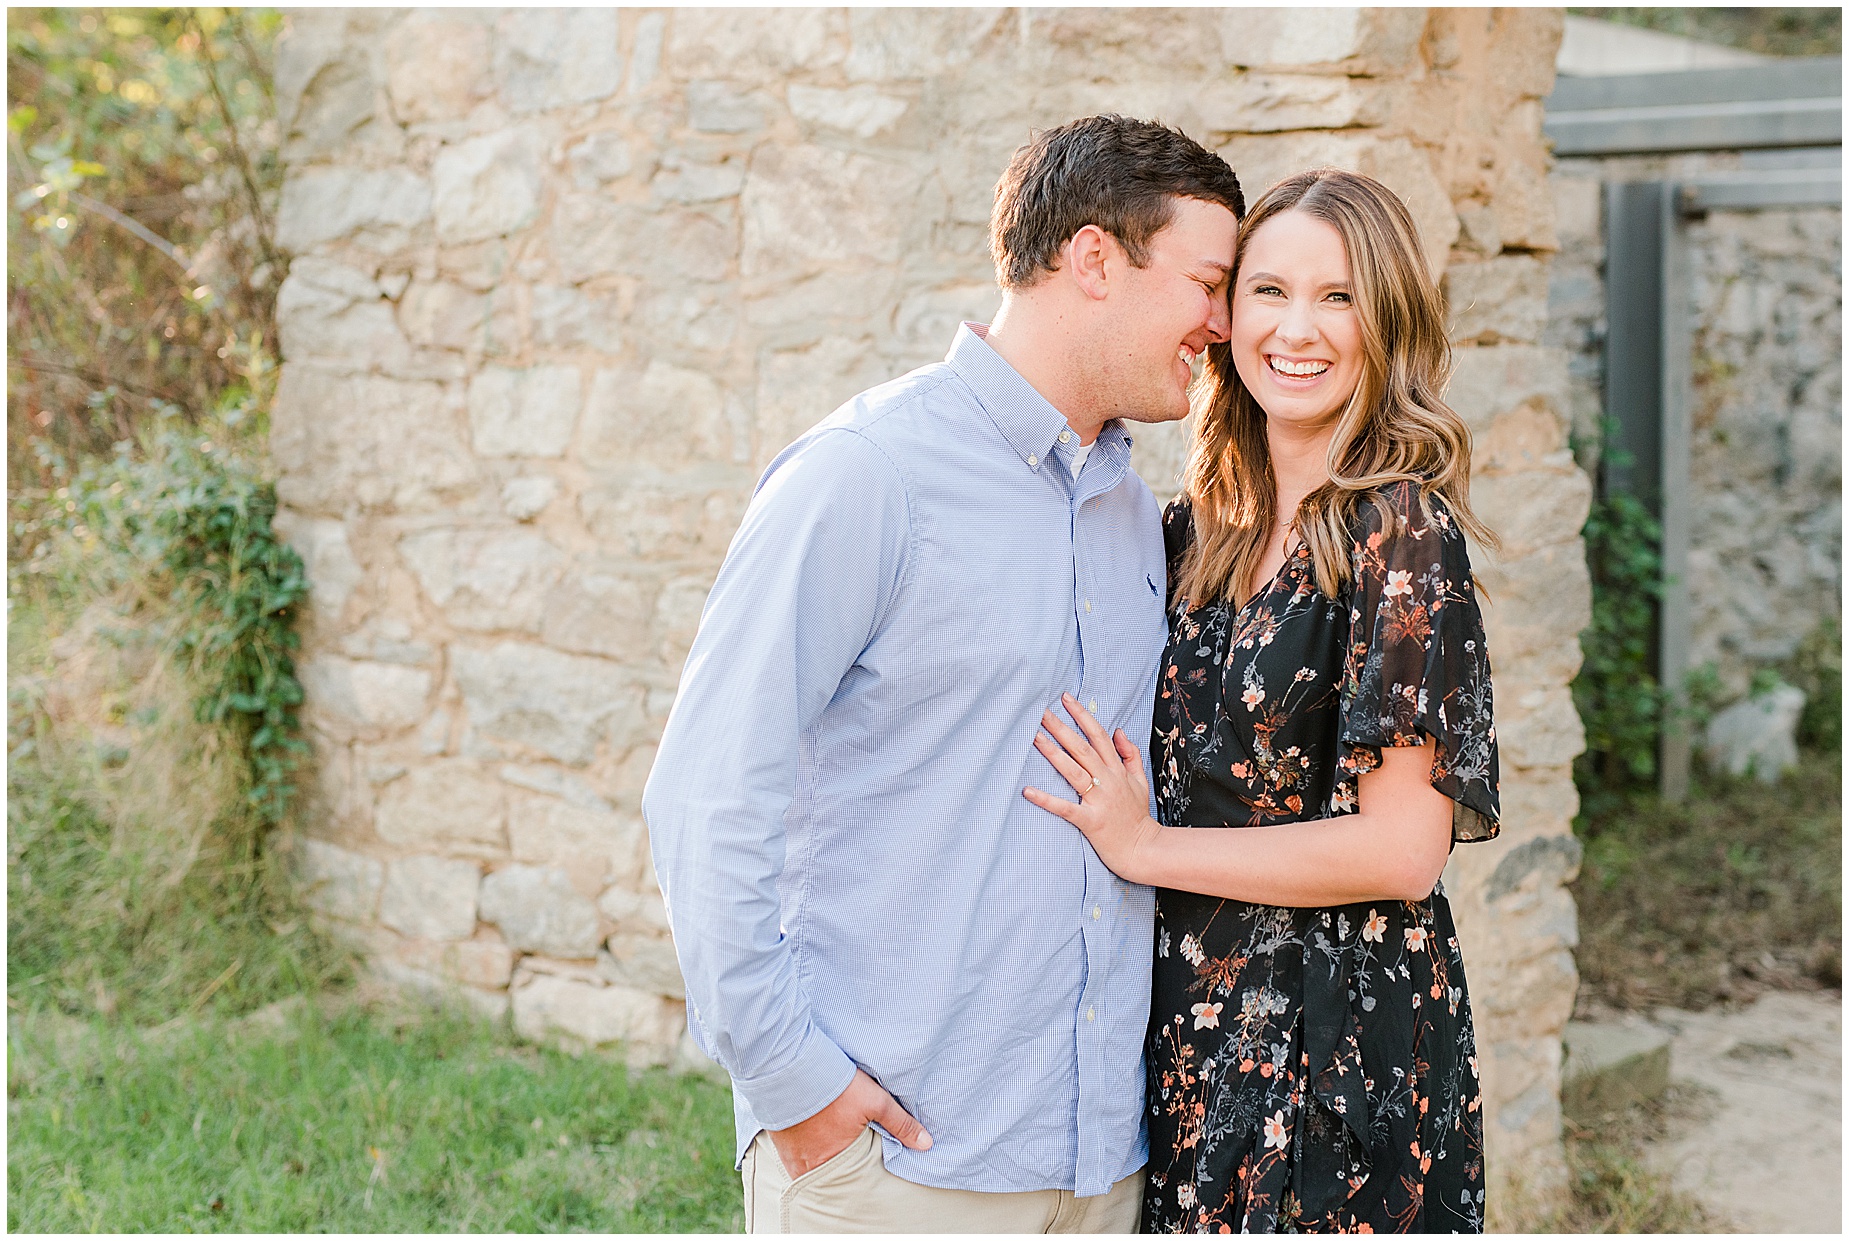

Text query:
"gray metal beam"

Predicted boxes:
[[1678, 167, 1844, 213], [1545, 57, 1842, 157], [1547, 96, 1840, 156], [1549, 57, 1841, 111]]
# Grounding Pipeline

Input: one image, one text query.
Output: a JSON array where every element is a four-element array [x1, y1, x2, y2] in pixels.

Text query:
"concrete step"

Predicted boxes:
[[1562, 1019, 1673, 1123]]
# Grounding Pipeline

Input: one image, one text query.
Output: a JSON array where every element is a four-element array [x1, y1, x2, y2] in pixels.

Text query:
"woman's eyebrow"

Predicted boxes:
[[1242, 270, 1351, 292]]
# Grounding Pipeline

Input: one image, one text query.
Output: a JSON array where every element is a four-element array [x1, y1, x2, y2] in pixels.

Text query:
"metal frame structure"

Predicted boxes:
[[1544, 60, 1842, 799]]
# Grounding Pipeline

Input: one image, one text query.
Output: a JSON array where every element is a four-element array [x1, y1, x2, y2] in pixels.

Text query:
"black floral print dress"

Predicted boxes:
[[1142, 481, 1499, 1234]]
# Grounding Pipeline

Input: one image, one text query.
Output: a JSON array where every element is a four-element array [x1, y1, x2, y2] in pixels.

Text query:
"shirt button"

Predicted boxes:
[[1059, 430, 1072, 444], [1027, 454, 1038, 466], [1086, 1007, 1096, 1022], [1084, 600, 1092, 613], [1092, 905, 1102, 920], [1088, 700, 1098, 714]]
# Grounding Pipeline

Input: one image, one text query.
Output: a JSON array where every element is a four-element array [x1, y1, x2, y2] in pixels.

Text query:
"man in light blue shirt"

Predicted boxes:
[[644, 116, 1242, 1232]]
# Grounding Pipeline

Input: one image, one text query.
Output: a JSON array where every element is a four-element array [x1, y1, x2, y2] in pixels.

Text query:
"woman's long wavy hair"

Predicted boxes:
[[1175, 168, 1497, 609]]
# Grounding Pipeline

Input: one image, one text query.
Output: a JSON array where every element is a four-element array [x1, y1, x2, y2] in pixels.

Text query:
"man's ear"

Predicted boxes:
[[1066, 224, 1113, 302]]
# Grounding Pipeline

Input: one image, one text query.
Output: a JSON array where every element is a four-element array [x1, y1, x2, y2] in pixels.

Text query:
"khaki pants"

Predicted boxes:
[[741, 1127, 1144, 1234]]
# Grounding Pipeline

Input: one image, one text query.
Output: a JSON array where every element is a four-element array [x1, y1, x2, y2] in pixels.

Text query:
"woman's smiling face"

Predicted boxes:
[[1228, 209, 1365, 433]]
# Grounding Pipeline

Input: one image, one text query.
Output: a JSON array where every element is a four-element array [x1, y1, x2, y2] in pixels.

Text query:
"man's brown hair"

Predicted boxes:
[[989, 114, 1245, 289]]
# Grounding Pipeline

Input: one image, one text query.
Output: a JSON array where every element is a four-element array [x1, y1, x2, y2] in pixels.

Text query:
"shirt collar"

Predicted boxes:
[[945, 322, 1132, 471]]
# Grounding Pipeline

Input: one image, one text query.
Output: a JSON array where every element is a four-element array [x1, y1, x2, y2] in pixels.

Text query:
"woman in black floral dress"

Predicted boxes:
[[1025, 170, 1500, 1233]]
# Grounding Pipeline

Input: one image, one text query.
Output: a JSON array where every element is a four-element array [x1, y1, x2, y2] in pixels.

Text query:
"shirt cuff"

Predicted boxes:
[[733, 1023, 859, 1131]]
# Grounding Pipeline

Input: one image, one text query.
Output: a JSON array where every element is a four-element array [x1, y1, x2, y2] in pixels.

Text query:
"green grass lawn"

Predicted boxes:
[[7, 999, 744, 1233]]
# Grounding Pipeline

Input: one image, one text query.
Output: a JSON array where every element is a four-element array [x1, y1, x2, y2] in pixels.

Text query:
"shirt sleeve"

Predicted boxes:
[[1336, 482, 1500, 843], [642, 427, 910, 1129]]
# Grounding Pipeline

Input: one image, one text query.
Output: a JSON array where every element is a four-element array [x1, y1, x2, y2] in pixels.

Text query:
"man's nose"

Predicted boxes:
[[1204, 288, 1231, 344]]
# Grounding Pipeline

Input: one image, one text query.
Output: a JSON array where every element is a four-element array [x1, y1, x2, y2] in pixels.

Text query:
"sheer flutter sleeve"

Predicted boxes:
[[1337, 481, 1500, 843]]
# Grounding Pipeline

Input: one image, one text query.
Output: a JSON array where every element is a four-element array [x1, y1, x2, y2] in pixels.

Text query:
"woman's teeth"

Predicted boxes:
[[1268, 356, 1330, 378]]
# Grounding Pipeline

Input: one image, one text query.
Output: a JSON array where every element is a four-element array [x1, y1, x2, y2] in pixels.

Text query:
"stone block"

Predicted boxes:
[[1562, 1020, 1671, 1124], [1219, 133, 1457, 277], [1472, 399, 1569, 477], [492, 8, 620, 114], [479, 863, 602, 957], [1492, 151, 1558, 254], [1702, 684, 1806, 782], [598, 884, 673, 935], [1481, 832, 1583, 905], [433, 127, 546, 246], [384, 933, 516, 991], [600, 933, 686, 999], [271, 366, 478, 515], [893, 284, 1001, 361], [276, 262, 410, 370], [651, 156, 748, 205], [279, 41, 378, 161], [551, 195, 737, 284], [467, 364, 581, 458], [398, 527, 566, 634], [1471, 469, 1592, 557], [1446, 344, 1569, 433], [379, 855, 481, 941], [1447, 256, 1551, 344], [374, 761, 508, 855], [452, 641, 643, 766], [1219, 7, 1424, 72], [666, 8, 842, 79], [1475, 540, 1591, 685], [654, 575, 711, 667], [843, 8, 1005, 81], [297, 837, 383, 923], [369, 954, 512, 1020], [397, 280, 489, 353], [787, 84, 909, 138], [506, 790, 644, 879], [1196, 72, 1378, 135], [584, 360, 731, 470], [1484, 7, 1565, 100], [272, 512, 363, 618], [538, 569, 655, 660], [577, 482, 748, 562], [510, 971, 686, 1058], [754, 336, 889, 468], [500, 476, 558, 522], [686, 81, 765, 133], [1496, 683, 1586, 770], [275, 168, 431, 251], [566, 131, 634, 186], [1550, 174, 1602, 249], [632, 287, 735, 353], [385, 14, 490, 124], [740, 145, 919, 278], [529, 285, 621, 353], [448, 938, 516, 990], [300, 655, 431, 737]]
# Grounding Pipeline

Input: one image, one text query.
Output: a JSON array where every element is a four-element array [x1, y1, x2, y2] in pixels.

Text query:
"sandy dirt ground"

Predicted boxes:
[[1645, 990, 1841, 1233]]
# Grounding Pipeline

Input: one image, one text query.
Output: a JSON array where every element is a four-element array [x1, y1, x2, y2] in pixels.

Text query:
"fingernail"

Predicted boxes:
[[918, 1131, 933, 1150]]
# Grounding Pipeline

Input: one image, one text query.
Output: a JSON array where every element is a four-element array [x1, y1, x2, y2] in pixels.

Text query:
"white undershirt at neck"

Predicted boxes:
[[1066, 438, 1093, 479]]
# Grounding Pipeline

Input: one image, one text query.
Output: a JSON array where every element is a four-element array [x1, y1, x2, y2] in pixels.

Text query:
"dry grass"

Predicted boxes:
[[1573, 748, 1841, 1016]]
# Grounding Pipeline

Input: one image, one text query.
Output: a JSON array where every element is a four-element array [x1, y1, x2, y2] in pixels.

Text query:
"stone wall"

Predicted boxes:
[[270, 7, 1584, 1217], [1547, 151, 1842, 700]]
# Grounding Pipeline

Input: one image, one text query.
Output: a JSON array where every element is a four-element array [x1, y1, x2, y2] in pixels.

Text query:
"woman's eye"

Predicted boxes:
[[1253, 284, 1283, 297]]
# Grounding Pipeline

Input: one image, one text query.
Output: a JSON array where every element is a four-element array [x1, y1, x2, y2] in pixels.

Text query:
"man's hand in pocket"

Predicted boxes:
[[767, 1069, 933, 1177]]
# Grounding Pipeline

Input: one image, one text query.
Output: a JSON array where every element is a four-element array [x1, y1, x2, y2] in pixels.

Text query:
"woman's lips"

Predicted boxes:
[[1265, 354, 1332, 383]]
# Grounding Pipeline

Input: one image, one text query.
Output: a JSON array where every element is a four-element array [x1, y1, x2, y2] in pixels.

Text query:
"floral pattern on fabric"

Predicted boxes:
[[1143, 482, 1499, 1234]]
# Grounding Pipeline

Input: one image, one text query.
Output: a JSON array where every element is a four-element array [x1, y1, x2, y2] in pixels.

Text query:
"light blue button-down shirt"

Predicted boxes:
[[643, 323, 1169, 1197]]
